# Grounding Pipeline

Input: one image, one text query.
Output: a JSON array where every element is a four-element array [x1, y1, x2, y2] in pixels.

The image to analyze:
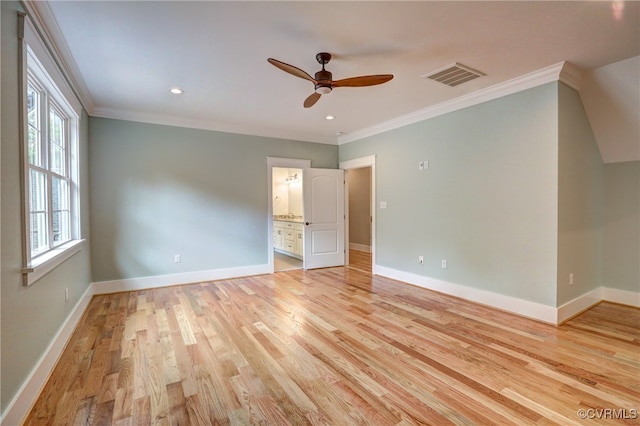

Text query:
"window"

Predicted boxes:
[[20, 13, 83, 286], [27, 74, 73, 255]]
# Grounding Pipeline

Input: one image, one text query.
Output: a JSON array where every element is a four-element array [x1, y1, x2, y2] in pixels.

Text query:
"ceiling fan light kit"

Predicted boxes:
[[268, 52, 393, 108], [315, 84, 332, 95]]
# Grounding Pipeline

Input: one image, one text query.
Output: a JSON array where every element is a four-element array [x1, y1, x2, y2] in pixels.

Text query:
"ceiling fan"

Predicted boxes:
[[267, 52, 394, 108]]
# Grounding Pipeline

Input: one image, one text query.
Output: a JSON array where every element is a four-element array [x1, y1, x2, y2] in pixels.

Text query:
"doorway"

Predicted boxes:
[[272, 166, 304, 272], [341, 156, 376, 274], [266, 157, 346, 273]]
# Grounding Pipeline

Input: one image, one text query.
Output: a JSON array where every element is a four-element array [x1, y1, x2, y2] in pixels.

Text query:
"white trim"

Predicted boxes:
[[558, 61, 583, 91], [376, 265, 559, 324], [340, 156, 376, 274], [0, 284, 94, 426], [94, 107, 339, 145], [23, 1, 94, 114], [339, 61, 583, 145], [266, 157, 311, 168], [600, 287, 640, 308], [340, 155, 377, 170], [20, 13, 83, 287], [557, 287, 640, 323], [556, 288, 603, 324], [376, 265, 640, 325], [349, 243, 371, 253], [92, 264, 270, 294], [23, 239, 85, 286], [21, 15, 81, 116]]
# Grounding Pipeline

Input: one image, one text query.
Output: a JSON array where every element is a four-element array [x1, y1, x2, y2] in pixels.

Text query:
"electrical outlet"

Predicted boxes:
[[569, 273, 574, 285], [441, 259, 447, 269], [418, 256, 424, 264], [174, 254, 181, 263]]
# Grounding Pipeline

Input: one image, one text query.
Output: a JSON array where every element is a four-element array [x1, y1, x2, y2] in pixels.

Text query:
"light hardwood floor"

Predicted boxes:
[[347, 249, 371, 274], [25, 266, 639, 425]]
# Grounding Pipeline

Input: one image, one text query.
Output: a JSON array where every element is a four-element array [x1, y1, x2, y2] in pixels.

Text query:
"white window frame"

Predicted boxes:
[[20, 13, 84, 286]]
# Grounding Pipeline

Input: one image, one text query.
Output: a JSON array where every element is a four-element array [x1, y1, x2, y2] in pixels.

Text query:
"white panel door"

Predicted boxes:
[[303, 168, 345, 269]]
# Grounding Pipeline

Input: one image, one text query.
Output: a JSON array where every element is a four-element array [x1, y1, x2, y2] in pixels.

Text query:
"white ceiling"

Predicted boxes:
[[30, 1, 639, 160]]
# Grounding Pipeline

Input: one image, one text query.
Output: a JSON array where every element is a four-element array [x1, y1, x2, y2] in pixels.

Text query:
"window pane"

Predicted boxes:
[[50, 144, 65, 175], [30, 212, 48, 255], [52, 211, 70, 245], [49, 109, 64, 146], [29, 169, 47, 212], [27, 84, 39, 129], [51, 176, 69, 211], [28, 126, 41, 166], [49, 108, 66, 175], [27, 84, 42, 166]]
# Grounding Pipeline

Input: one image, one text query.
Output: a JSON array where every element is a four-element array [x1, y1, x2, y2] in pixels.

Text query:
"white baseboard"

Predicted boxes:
[[92, 264, 271, 294], [375, 265, 559, 324], [349, 243, 371, 253], [376, 265, 640, 325], [601, 287, 640, 307], [1, 284, 94, 426], [557, 288, 603, 323], [557, 287, 640, 323]]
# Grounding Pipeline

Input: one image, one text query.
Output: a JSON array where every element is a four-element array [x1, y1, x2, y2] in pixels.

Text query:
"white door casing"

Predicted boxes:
[[303, 168, 345, 269]]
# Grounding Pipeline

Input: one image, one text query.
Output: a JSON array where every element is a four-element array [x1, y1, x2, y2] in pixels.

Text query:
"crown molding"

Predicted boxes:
[[558, 61, 583, 91], [339, 61, 583, 145], [22, 0, 95, 114], [92, 107, 339, 145]]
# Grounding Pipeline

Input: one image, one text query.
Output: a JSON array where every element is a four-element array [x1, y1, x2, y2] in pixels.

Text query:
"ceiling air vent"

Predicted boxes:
[[422, 63, 485, 87]]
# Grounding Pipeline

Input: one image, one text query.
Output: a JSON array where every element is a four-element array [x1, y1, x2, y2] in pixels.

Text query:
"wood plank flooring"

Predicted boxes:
[[347, 249, 371, 274], [24, 267, 639, 425]]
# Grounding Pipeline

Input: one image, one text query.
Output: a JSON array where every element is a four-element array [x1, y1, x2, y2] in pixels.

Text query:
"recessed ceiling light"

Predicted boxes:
[[170, 87, 184, 94], [325, 115, 335, 120]]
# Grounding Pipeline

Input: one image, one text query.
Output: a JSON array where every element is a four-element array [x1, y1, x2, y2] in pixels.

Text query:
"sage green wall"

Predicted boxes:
[[347, 167, 371, 247], [603, 161, 640, 292], [557, 83, 605, 305], [340, 83, 559, 306], [89, 118, 338, 282], [1, 1, 92, 413]]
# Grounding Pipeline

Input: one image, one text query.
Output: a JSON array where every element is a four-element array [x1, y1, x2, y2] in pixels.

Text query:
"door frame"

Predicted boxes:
[[267, 157, 311, 273], [340, 155, 376, 274]]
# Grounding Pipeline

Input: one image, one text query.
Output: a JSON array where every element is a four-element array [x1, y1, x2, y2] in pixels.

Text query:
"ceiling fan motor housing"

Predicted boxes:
[[314, 69, 333, 94]]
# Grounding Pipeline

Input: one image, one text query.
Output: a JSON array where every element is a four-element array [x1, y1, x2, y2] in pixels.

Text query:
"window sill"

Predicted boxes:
[[23, 239, 86, 286]]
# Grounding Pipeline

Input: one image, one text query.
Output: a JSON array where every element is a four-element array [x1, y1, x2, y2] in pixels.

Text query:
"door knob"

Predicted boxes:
[[305, 222, 311, 226]]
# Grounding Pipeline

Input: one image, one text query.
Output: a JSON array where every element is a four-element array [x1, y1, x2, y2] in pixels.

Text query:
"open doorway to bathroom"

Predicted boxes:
[[272, 167, 304, 271]]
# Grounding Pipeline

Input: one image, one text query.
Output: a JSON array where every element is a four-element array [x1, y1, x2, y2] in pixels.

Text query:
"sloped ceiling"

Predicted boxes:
[[27, 1, 640, 162], [580, 56, 639, 163]]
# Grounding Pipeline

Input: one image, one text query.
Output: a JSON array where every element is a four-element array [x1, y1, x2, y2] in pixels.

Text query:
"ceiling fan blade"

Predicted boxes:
[[332, 74, 394, 88], [268, 58, 315, 82], [304, 92, 321, 108]]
